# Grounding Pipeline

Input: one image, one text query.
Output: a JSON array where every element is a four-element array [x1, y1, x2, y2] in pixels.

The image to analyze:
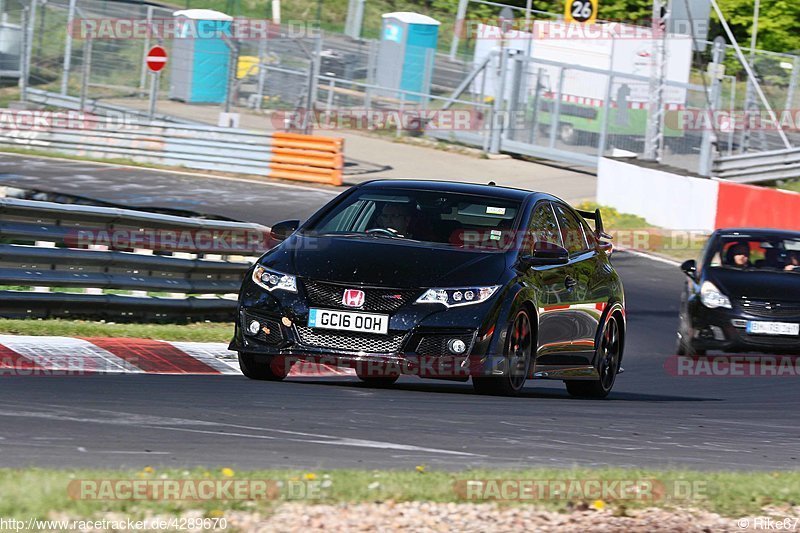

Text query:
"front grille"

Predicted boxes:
[[295, 326, 406, 354], [415, 332, 477, 357], [740, 300, 800, 319], [242, 312, 284, 346], [301, 280, 418, 313]]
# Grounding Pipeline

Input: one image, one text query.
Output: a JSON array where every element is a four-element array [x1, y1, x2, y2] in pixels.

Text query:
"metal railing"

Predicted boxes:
[[0, 197, 268, 321], [25, 88, 198, 125], [713, 147, 800, 184], [0, 108, 276, 176]]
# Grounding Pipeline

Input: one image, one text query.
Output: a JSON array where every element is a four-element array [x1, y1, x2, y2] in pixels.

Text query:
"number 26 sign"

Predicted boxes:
[[565, 0, 598, 24]]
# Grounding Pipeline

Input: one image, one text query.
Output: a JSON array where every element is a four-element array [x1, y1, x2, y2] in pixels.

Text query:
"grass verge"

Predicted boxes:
[[577, 201, 708, 262], [0, 319, 233, 342], [778, 179, 800, 194], [1, 467, 798, 520]]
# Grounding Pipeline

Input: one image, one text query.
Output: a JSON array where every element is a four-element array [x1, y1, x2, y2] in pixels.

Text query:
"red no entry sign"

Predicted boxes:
[[146, 45, 168, 73]]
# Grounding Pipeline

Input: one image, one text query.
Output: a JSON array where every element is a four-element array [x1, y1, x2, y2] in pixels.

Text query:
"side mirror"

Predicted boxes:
[[270, 219, 300, 242], [680, 259, 697, 279], [519, 241, 570, 269]]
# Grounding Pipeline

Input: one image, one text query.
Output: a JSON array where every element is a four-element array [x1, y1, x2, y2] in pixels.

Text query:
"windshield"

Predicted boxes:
[[305, 189, 522, 249], [708, 236, 800, 273]]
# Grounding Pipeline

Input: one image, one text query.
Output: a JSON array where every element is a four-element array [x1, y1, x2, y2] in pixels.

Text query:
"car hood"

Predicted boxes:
[[708, 267, 800, 302], [264, 234, 508, 287]]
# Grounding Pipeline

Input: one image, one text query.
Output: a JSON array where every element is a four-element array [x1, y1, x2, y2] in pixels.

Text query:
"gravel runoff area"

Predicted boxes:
[[73, 503, 799, 532], [232, 503, 798, 532]]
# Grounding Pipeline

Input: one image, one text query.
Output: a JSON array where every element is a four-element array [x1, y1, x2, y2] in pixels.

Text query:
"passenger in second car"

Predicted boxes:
[[785, 251, 800, 271]]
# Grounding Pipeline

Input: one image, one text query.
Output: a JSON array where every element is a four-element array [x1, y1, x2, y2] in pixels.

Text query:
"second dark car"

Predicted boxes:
[[678, 228, 800, 355], [230, 180, 626, 397]]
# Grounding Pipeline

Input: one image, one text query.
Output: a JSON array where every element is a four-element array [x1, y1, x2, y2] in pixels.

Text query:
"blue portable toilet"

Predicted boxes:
[[169, 9, 232, 104], [375, 12, 440, 102]]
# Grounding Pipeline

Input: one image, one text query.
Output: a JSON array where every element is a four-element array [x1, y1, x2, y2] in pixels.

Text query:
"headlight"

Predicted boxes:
[[700, 281, 731, 309], [252, 264, 297, 293], [416, 286, 499, 308]]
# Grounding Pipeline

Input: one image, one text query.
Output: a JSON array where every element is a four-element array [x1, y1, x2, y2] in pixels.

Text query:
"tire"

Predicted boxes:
[[238, 352, 289, 381], [473, 310, 533, 396], [676, 318, 706, 356], [565, 314, 622, 399], [676, 336, 706, 356]]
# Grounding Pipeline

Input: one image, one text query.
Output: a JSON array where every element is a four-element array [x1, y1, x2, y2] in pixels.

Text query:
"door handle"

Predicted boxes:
[[565, 276, 577, 289]]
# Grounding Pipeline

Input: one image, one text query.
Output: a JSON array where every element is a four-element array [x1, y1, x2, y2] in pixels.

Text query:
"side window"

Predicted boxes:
[[554, 204, 589, 255], [580, 219, 598, 248], [528, 202, 563, 248]]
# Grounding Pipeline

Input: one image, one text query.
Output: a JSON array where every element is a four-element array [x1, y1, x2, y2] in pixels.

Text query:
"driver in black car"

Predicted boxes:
[[374, 202, 414, 236]]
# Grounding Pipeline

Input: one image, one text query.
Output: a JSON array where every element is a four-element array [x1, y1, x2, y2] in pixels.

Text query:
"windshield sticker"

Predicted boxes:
[[486, 207, 506, 215], [490, 230, 502, 241]]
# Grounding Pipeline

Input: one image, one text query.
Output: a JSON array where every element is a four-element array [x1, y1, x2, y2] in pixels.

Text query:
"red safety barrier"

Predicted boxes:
[[715, 181, 800, 231]]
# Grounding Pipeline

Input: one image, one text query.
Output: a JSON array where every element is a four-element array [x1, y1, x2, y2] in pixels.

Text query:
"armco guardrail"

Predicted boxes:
[[0, 197, 270, 322], [0, 103, 344, 186], [25, 88, 198, 125], [713, 147, 800, 184]]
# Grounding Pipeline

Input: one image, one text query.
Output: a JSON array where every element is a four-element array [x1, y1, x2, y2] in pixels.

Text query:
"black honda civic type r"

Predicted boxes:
[[230, 180, 626, 397]]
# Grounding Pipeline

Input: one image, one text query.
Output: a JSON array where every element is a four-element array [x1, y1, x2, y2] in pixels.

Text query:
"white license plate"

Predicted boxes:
[[308, 308, 389, 335], [746, 321, 800, 336]]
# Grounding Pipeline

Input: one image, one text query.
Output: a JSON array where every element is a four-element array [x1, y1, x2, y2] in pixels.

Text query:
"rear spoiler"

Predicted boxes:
[[576, 208, 613, 241]]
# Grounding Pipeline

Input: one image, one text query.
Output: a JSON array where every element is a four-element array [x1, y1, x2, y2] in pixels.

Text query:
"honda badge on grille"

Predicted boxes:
[[342, 289, 365, 308]]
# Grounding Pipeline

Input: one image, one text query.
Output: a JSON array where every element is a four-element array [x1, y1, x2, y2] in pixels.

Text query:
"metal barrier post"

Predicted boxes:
[[529, 66, 542, 144], [60, 0, 77, 95], [699, 39, 725, 177], [505, 56, 523, 142], [18, 6, 28, 102], [255, 36, 267, 110], [785, 55, 800, 111], [225, 40, 240, 113], [304, 36, 322, 134], [489, 49, 508, 154], [727, 76, 736, 156], [548, 67, 565, 149], [139, 5, 154, 95], [148, 69, 159, 120], [597, 72, 615, 157], [397, 92, 405, 138], [326, 78, 335, 113], [79, 35, 93, 111]]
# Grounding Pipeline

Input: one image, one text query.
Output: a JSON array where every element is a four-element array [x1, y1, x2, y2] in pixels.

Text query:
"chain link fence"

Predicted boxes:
[[7, 0, 800, 177]]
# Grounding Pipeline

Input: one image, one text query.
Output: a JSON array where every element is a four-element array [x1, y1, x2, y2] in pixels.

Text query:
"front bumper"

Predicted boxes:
[[688, 304, 800, 354], [228, 279, 514, 378]]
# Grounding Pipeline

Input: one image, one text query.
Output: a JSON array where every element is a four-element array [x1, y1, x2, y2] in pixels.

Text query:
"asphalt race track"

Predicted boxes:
[[1, 157, 798, 470], [0, 154, 337, 225]]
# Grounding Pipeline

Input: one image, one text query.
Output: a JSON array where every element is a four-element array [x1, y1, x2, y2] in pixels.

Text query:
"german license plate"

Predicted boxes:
[[746, 321, 800, 336], [308, 308, 389, 335]]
